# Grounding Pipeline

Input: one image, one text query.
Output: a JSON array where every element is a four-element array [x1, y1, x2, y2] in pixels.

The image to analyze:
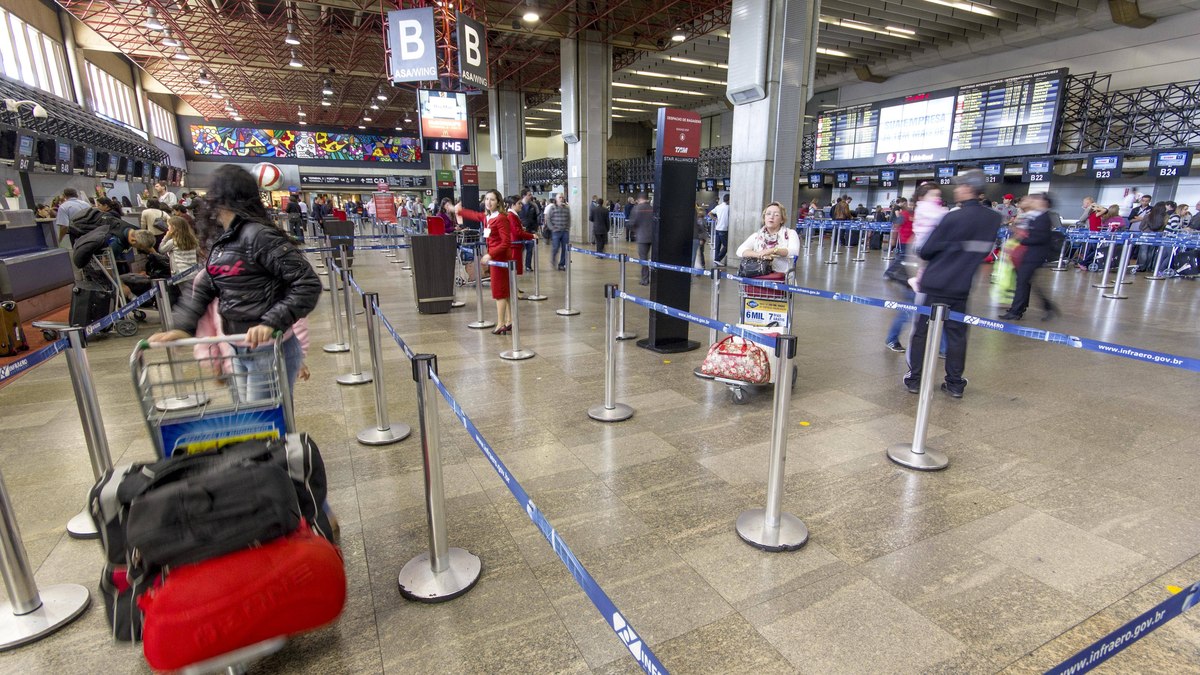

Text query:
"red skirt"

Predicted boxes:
[[489, 246, 511, 300]]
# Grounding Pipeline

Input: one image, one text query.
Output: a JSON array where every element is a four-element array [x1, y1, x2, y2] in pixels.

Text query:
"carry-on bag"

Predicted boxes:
[[0, 300, 28, 356], [69, 280, 114, 327], [139, 522, 346, 671], [698, 335, 772, 384]]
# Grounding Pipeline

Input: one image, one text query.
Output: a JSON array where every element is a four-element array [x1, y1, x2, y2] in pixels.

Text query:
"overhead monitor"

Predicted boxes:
[[935, 164, 957, 185], [417, 89, 470, 155], [813, 68, 1068, 169], [1151, 149, 1192, 177], [106, 153, 119, 176], [853, 175, 871, 186], [807, 172, 823, 189], [834, 171, 850, 188], [1024, 159, 1053, 182], [17, 134, 35, 158], [1087, 153, 1122, 180], [981, 162, 1004, 183]]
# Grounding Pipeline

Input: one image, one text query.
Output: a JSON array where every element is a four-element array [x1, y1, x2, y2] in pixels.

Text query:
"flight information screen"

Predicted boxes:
[[950, 70, 1063, 156], [814, 105, 876, 164]]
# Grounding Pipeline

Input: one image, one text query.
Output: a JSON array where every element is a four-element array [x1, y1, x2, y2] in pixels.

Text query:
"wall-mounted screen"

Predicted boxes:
[[17, 134, 35, 157], [879, 169, 897, 187], [1151, 149, 1191, 177], [834, 171, 850, 188], [1025, 159, 1053, 182], [853, 175, 871, 186], [807, 172, 823, 189], [132, 160, 145, 178], [813, 69, 1068, 169], [1088, 153, 1122, 179], [190, 125, 422, 164], [417, 89, 470, 155], [57, 142, 72, 163]]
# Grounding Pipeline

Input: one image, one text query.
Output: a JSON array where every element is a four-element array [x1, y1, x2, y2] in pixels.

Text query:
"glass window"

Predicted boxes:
[[85, 60, 140, 129], [0, 8, 69, 98], [148, 100, 179, 145]]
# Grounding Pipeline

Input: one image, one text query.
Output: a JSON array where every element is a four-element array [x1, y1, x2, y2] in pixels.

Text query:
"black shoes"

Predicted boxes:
[[886, 341, 906, 353], [940, 383, 964, 399], [903, 378, 920, 394], [998, 312, 1022, 320], [1042, 306, 1060, 321]]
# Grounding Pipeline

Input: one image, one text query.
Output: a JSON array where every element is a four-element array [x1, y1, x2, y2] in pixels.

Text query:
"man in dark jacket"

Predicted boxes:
[[285, 198, 303, 240], [904, 170, 1001, 399], [1001, 193, 1059, 321], [589, 196, 609, 253], [519, 191, 539, 270], [628, 194, 654, 285]]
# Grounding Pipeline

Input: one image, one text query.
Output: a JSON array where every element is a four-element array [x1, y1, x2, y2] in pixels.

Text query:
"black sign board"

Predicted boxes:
[[981, 162, 1004, 183], [705, 179, 716, 191], [807, 172, 823, 189], [723, 177, 731, 189], [878, 169, 897, 188], [935, 165, 957, 186], [301, 174, 429, 189], [456, 13, 489, 89], [834, 171, 849, 188], [1151, 149, 1192, 178], [1024, 159, 1053, 182], [1087, 153, 1123, 180]]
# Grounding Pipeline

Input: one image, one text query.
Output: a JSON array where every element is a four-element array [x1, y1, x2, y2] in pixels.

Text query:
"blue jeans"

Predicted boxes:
[[886, 286, 915, 345], [714, 230, 729, 263], [551, 230, 569, 268], [232, 334, 303, 404]]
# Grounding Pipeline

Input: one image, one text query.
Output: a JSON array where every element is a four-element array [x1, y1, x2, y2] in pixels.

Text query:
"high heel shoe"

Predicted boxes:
[[499, 324, 512, 334], [491, 325, 506, 335]]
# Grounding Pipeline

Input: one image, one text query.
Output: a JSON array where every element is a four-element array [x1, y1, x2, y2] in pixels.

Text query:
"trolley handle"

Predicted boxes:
[[134, 331, 283, 351]]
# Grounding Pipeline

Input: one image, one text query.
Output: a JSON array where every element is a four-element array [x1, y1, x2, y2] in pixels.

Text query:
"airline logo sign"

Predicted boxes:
[[659, 108, 701, 159], [456, 13, 489, 89], [387, 8, 437, 83]]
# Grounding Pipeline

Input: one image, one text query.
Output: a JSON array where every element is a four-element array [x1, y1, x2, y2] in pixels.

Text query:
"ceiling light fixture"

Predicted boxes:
[[820, 16, 919, 39], [288, 51, 303, 68], [369, 102, 379, 110], [209, 87, 222, 98], [395, 126, 403, 131], [816, 47, 853, 58], [358, 125, 366, 129], [376, 89, 387, 101], [297, 107, 306, 117], [173, 50, 190, 60], [285, 22, 301, 46], [666, 56, 729, 69], [363, 116, 373, 121], [320, 99, 331, 106], [523, 11, 539, 21], [403, 116, 412, 122], [920, 0, 998, 17], [198, 70, 211, 85], [145, 8, 166, 32], [299, 120, 307, 125], [321, 78, 334, 96], [233, 115, 243, 121], [161, 29, 181, 48], [671, 31, 686, 42], [886, 25, 916, 35]]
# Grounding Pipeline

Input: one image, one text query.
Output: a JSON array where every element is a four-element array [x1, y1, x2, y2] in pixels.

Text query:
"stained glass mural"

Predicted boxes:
[[190, 125, 422, 164]]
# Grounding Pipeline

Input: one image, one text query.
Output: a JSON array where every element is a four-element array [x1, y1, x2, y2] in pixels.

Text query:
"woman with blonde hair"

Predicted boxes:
[[735, 201, 800, 276]]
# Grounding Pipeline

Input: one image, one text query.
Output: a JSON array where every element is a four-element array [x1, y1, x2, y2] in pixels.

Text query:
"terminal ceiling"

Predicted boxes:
[[55, 1, 1191, 136]]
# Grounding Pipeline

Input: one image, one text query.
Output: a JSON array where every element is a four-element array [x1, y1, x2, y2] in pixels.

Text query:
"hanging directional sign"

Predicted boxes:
[[456, 13, 489, 89], [387, 8, 437, 84]]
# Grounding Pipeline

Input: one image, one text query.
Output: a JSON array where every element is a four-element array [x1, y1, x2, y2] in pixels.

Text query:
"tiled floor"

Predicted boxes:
[[1, 233, 1198, 674]]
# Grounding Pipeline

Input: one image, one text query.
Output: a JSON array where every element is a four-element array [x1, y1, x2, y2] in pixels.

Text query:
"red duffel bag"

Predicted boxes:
[[139, 522, 346, 671]]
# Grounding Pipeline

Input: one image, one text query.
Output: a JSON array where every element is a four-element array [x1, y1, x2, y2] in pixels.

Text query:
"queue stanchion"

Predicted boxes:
[[736, 334, 807, 551], [1103, 239, 1133, 300], [357, 293, 411, 446], [801, 220, 812, 258], [1092, 239, 1118, 289], [449, 241, 466, 308], [556, 247, 580, 316], [525, 240, 547, 301], [151, 280, 207, 411], [852, 223, 868, 262], [335, 251, 373, 385], [467, 243, 495, 330], [825, 222, 840, 264], [886, 304, 950, 471], [384, 224, 398, 258], [1145, 240, 1169, 281], [398, 354, 481, 602], [881, 223, 896, 262], [499, 261, 535, 361], [588, 284, 633, 422], [694, 270, 721, 379], [0, 461, 91, 649], [615, 253, 637, 341], [322, 251, 350, 353], [1050, 234, 1071, 271], [816, 220, 826, 258], [316, 235, 331, 276]]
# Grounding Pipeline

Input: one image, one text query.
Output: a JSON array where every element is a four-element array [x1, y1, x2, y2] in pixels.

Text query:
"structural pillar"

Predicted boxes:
[[561, 35, 611, 243], [726, 0, 819, 246], [489, 86, 525, 196]]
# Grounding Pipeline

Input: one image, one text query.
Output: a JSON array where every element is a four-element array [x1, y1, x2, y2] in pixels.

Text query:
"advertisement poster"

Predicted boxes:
[[374, 191, 397, 223]]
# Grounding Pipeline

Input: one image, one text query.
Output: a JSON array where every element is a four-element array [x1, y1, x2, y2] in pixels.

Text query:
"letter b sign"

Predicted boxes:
[[456, 13, 489, 89], [398, 20, 424, 60], [387, 8, 437, 83]]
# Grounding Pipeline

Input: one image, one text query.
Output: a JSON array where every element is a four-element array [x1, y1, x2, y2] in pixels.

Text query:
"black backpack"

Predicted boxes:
[[71, 220, 114, 268]]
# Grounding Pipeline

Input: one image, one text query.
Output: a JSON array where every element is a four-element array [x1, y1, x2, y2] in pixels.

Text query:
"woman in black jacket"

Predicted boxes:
[[150, 164, 321, 398]]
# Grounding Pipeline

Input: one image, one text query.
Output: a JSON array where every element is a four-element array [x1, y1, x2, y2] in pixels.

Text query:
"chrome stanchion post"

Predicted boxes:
[[1050, 233, 1071, 271], [694, 270, 721, 379], [60, 326, 112, 539], [151, 279, 207, 411], [1145, 239, 1169, 280], [1092, 238, 1118, 289], [816, 220, 826, 258], [398, 354, 481, 602], [500, 261, 535, 361], [886, 304, 950, 471], [525, 240, 547, 301], [316, 235, 330, 276], [615, 253, 637, 340], [802, 220, 812, 258], [322, 251, 350, 353], [556, 247, 579, 316], [1103, 239, 1133, 299], [881, 223, 896, 262], [736, 335, 807, 551], [825, 223, 840, 264], [852, 223, 868, 262], [357, 293, 411, 445], [466, 243, 494, 329], [336, 252, 372, 385], [0, 463, 90, 649], [588, 284, 634, 422]]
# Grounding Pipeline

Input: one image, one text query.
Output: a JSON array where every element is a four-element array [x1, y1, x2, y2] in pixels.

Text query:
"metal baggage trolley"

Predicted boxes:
[[131, 334, 295, 458], [712, 270, 798, 405]]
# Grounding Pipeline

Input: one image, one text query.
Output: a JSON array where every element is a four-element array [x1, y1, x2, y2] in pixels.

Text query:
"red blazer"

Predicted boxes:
[[458, 208, 510, 261], [508, 210, 535, 274]]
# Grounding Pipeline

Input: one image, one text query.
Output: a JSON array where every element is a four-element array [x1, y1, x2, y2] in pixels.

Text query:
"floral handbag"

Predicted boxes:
[[699, 335, 771, 384]]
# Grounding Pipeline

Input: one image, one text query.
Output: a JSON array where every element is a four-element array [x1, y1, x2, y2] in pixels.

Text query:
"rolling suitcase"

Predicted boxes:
[[139, 522, 346, 672], [0, 300, 28, 356], [69, 280, 114, 327]]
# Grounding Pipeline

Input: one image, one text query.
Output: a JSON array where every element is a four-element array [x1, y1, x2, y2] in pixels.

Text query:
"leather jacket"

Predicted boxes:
[[173, 216, 320, 334]]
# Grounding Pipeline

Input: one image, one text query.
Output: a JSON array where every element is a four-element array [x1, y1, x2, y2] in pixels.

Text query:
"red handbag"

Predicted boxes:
[[139, 522, 346, 671], [699, 335, 771, 384]]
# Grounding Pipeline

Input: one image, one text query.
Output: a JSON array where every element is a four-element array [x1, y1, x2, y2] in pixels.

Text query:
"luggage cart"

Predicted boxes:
[[131, 334, 295, 459], [712, 271, 797, 405], [454, 229, 483, 287]]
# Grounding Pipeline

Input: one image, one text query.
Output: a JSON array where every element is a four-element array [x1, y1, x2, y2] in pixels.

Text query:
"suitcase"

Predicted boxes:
[[139, 523, 346, 671], [69, 280, 114, 327], [869, 231, 883, 250], [0, 300, 28, 356]]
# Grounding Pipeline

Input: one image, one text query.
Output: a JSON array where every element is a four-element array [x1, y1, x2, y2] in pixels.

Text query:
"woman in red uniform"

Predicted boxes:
[[452, 190, 513, 334], [507, 195, 536, 278]]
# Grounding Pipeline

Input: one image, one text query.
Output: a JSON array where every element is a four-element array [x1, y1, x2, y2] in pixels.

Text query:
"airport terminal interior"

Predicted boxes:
[[1, 0, 1200, 673]]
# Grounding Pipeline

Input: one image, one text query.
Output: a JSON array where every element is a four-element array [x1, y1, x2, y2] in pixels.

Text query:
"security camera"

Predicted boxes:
[[31, 104, 47, 119]]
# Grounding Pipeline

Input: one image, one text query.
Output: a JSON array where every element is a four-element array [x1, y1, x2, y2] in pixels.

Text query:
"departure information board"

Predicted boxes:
[[813, 69, 1067, 169]]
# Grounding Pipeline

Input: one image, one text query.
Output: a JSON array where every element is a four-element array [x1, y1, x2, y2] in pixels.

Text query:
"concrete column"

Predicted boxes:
[[489, 86, 524, 196], [728, 0, 819, 246], [561, 35, 611, 242]]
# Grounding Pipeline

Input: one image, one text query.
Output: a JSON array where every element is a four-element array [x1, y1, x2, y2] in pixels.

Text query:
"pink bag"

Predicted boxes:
[[699, 336, 771, 384]]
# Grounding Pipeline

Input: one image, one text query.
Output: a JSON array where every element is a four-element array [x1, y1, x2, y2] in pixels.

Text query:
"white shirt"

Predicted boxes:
[[1118, 192, 1136, 218], [298, 201, 308, 214], [158, 191, 178, 207], [735, 226, 800, 274], [710, 203, 730, 231]]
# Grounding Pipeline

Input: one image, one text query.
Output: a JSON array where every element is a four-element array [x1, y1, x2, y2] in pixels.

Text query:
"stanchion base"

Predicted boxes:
[[177, 637, 286, 675], [1091, 283, 1115, 289], [450, 301, 465, 308], [390, 259, 405, 264], [735, 509, 808, 552], [66, 508, 98, 540], [1050, 264, 1070, 272], [525, 295, 548, 301], [499, 349, 536, 361], [398, 548, 481, 603], [336, 372, 374, 386], [467, 320, 496, 329], [317, 270, 329, 276], [1102, 292, 1129, 299], [824, 260, 839, 265], [154, 393, 210, 412], [615, 331, 638, 341], [555, 309, 580, 316], [693, 365, 714, 379], [323, 342, 350, 353], [401, 265, 412, 271], [1145, 274, 1167, 281], [588, 402, 634, 423], [357, 424, 411, 446], [886, 443, 949, 471], [852, 256, 867, 262], [0, 584, 90, 651]]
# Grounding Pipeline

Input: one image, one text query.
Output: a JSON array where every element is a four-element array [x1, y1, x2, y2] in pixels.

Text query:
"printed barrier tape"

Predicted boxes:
[[324, 234, 406, 239], [86, 286, 158, 337], [618, 291, 776, 350], [347, 274, 365, 297], [1048, 580, 1200, 675], [0, 338, 69, 385], [721, 272, 933, 318], [302, 247, 339, 253], [374, 304, 416, 361], [627, 257, 713, 277], [569, 246, 621, 261], [426, 368, 668, 675]]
